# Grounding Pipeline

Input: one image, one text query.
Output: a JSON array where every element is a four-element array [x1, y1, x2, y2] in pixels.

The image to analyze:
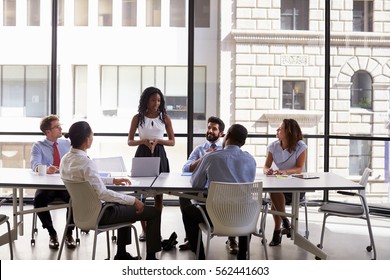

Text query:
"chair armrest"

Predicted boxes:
[[191, 199, 205, 206], [96, 202, 116, 224], [195, 204, 211, 230], [337, 191, 357, 196]]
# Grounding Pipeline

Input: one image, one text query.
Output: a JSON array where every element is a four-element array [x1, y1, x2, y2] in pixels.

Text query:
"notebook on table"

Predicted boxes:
[[130, 157, 160, 177]]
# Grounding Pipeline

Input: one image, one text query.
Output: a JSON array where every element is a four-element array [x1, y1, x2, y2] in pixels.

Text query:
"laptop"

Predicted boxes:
[[131, 157, 160, 177], [92, 156, 127, 177]]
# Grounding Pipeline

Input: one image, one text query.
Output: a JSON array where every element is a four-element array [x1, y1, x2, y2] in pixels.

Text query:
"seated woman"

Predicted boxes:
[[263, 119, 307, 246], [60, 121, 161, 260]]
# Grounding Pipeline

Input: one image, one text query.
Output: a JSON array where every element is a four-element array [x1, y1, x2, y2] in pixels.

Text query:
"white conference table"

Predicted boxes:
[[0, 168, 156, 245], [0, 168, 363, 260], [152, 172, 363, 260]]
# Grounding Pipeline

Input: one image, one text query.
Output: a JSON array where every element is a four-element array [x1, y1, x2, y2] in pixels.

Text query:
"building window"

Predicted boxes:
[[1, 65, 49, 117], [100, 65, 206, 120], [27, 0, 40, 26], [146, 0, 161, 27], [353, 0, 373, 32], [195, 0, 210, 28], [122, 0, 137, 26], [282, 80, 306, 110], [75, 0, 88, 26], [350, 139, 372, 176], [351, 71, 372, 109], [74, 66, 88, 118], [170, 0, 185, 27], [3, 0, 16, 26], [58, 0, 64, 26], [98, 0, 113, 26], [281, 0, 309, 30]]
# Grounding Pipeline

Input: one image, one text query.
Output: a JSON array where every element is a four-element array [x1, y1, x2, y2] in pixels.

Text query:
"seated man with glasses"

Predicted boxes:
[[30, 114, 75, 250]]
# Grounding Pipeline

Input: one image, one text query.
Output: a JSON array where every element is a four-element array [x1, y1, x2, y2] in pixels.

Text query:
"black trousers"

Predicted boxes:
[[182, 203, 248, 260], [33, 189, 74, 235], [99, 203, 162, 254]]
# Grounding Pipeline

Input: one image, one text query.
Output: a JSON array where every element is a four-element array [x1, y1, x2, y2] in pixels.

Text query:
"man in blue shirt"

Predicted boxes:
[[30, 115, 75, 250], [182, 124, 256, 260], [180, 117, 239, 254], [182, 116, 225, 173]]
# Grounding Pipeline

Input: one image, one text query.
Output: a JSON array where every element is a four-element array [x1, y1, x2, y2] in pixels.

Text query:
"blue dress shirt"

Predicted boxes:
[[30, 138, 71, 171], [182, 139, 223, 172], [190, 145, 256, 189]]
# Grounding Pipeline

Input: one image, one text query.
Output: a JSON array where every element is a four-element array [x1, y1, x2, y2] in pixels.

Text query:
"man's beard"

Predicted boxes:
[[206, 133, 218, 142]]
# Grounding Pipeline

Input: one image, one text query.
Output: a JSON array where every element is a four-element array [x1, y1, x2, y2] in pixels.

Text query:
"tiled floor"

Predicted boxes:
[[1, 203, 390, 260]]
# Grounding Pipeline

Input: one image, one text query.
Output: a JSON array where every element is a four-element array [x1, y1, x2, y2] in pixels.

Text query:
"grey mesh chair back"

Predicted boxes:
[[196, 181, 268, 259]]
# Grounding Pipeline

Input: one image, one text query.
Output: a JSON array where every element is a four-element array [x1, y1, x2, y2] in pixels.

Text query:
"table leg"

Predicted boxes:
[[19, 188, 24, 236], [12, 188, 18, 239], [291, 192, 328, 260]]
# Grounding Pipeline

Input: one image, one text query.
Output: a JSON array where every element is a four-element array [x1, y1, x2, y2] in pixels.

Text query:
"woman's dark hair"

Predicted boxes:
[[208, 116, 225, 132], [138, 86, 167, 127], [283, 118, 303, 152], [64, 121, 92, 149]]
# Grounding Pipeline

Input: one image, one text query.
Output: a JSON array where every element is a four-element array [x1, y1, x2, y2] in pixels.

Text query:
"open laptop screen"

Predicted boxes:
[[131, 157, 160, 177]]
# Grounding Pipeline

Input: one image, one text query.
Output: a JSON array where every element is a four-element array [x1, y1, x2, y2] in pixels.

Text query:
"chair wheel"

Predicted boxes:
[[76, 238, 80, 244], [33, 228, 38, 234], [366, 246, 372, 252], [111, 236, 117, 242], [81, 230, 89, 234], [31, 239, 35, 246], [315, 256, 321, 260], [317, 244, 323, 249]]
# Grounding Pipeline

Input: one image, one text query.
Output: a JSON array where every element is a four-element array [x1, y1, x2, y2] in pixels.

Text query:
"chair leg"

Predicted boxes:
[[204, 232, 211, 259], [111, 229, 117, 242], [131, 225, 141, 259], [105, 231, 111, 260], [318, 214, 328, 249], [57, 224, 69, 260], [362, 201, 376, 260], [259, 211, 269, 260], [304, 202, 309, 239], [6, 219, 13, 260], [75, 227, 80, 244], [246, 235, 250, 260], [31, 212, 37, 246], [92, 232, 99, 260], [196, 229, 202, 259]]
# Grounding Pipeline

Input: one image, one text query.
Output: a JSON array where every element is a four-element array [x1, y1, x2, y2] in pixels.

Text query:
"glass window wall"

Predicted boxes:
[[0, 0, 390, 207]]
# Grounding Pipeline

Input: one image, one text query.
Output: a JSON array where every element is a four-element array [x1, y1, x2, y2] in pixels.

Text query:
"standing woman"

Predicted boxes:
[[128, 86, 175, 241], [263, 119, 307, 246]]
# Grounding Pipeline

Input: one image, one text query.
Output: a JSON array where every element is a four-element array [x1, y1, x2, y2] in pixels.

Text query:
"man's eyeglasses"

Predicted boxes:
[[50, 125, 62, 130]]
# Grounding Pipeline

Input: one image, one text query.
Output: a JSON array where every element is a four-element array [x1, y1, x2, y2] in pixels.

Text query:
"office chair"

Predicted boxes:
[[58, 180, 140, 260], [196, 181, 268, 260], [0, 214, 13, 260], [92, 156, 127, 241], [317, 168, 376, 260]]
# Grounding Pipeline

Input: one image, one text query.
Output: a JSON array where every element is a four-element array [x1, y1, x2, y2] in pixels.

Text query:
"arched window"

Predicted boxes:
[[351, 70, 372, 109]]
